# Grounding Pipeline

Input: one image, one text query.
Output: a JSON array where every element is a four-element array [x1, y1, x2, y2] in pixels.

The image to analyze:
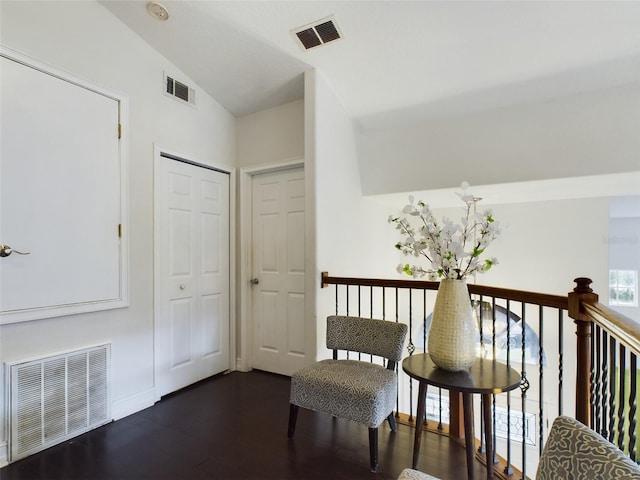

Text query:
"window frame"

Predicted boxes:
[[609, 269, 638, 307]]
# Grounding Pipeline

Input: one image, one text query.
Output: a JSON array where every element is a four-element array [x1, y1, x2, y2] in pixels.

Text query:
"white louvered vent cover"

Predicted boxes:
[[164, 72, 196, 106], [7, 344, 111, 462]]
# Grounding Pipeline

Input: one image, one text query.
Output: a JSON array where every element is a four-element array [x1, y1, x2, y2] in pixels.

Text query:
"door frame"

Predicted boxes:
[[238, 159, 310, 373], [152, 144, 236, 400]]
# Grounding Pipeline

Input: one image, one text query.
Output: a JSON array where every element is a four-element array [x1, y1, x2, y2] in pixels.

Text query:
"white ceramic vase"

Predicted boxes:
[[427, 278, 478, 371]]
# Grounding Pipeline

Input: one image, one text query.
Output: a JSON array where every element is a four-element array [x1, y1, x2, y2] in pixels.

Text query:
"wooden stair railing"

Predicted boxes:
[[321, 272, 640, 477], [568, 277, 640, 461]]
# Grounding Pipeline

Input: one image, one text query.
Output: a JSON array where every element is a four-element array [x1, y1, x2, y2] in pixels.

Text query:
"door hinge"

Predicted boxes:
[[118, 123, 122, 139], [118, 224, 122, 238]]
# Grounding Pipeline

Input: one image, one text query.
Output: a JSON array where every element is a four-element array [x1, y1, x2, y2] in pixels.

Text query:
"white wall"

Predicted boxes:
[[305, 68, 614, 359], [236, 100, 304, 167], [0, 0, 235, 463], [357, 83, 640, 195], [382, 195, 609, 296], [307, 70, 398, 357]]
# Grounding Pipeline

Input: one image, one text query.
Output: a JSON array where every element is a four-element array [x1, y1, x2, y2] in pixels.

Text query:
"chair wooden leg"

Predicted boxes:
[[288, 404, 299, 438], [387, 412, 397, 432], [369, 427, 378, 472]]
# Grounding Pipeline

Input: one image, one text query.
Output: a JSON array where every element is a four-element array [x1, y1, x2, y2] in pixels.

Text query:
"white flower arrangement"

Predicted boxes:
[[389, 189, 501, 280]]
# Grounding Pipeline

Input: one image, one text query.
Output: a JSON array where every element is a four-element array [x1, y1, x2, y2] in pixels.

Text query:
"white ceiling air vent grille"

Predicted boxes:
[[292, 16, 342, 51], [164, 73, 196, 106]]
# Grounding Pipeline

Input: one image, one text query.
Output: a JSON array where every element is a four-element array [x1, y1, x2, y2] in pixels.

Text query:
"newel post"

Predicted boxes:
[[568, 277, 598, 427]]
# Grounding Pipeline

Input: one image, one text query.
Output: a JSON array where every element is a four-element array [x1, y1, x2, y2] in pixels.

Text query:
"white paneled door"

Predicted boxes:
[[155, 155, 230, 397], [251, 167, 306, 376]]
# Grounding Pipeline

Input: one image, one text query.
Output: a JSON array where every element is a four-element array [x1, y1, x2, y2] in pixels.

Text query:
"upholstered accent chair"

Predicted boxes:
[[536, 415, 640, 479], [288, 315, 408, 472], [397, 468, 440, 480], [397, 415, 640, 480]]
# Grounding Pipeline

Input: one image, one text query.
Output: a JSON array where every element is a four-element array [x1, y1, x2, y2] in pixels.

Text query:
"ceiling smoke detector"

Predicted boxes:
[[146, 2, 169, 21], [292, 16, 342, 51]]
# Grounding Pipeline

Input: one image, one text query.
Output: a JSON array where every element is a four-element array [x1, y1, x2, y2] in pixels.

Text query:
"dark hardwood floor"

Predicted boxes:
[[0, 370, 488, 480]]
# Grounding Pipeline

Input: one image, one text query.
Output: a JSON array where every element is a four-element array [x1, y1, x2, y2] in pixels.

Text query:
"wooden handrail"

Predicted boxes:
[[583, 302, 640, 356], [321, 271, 568, 309], [321, 271, 440, 290]]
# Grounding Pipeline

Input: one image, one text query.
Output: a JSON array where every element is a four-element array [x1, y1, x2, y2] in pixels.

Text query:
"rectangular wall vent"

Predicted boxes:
[[164, 73, 196, 106], [292, 16, 342, 51], [6, 344, 111, 462]]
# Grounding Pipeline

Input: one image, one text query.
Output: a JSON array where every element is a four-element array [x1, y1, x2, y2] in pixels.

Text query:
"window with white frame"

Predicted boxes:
[[609, 270, 638, 306]]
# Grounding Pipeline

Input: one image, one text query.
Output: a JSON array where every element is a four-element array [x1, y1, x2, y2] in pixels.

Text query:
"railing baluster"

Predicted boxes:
[[539, 305, 544, 456], [589, 321, 596, 426], [521, 303, 528, 480], [602, 330, 610, 439], [492, 298, 497, 465], [422, 289, 427, 352], [504, 299, 513, 475], [382, 287, 386, 321], [618, 345, 627, 451], [475, 295, 485, 454], [346, 284, 350, 316], [559, 309, 564, 416], [609, 335, 618, 444], [407, 289, 414, 360], [594, 325, 602, 433], [629, 352, 637, 462], [395, 287, 399, 325], [346, 285, 351, 360], [478, 295, 484, 357], [478, 295, 485, 455], [357, 285, 362, 361]]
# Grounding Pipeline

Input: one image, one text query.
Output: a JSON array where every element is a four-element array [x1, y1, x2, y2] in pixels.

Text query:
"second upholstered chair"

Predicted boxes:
[[287, 315, 408, 472]]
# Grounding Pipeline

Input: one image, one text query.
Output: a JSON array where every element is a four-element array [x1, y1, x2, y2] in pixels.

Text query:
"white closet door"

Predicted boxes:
[[155, 156, 230, 397]]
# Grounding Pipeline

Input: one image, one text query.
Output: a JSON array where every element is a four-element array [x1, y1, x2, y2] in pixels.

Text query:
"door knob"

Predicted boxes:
[[250, 278, 259, 285], [0, 245, 30, 257]]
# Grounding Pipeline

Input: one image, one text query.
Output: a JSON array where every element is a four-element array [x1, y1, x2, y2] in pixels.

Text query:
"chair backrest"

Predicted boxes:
[[326, 315, 408, 363], [536, 415, 640, 480]]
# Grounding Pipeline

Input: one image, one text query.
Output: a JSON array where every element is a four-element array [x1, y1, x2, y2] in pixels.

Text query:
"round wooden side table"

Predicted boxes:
[[402, 354, 521, 480]]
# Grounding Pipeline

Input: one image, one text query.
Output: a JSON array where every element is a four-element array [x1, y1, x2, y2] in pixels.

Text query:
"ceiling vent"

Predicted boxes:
[[164, 73, 196, 107], [292, 16, 342, 51]]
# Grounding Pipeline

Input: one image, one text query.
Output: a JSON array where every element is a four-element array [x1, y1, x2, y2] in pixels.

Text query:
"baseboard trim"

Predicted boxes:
[[111, 387, 156, 421], [0, 441, 8, 468], [235, 356, 251, 372], [0, 391, 156, 467]]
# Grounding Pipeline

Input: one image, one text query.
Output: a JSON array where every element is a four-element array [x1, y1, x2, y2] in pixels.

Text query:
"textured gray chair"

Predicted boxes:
[[537, 415, 640, 479], [288, 315, 408, 472], [398, 416, 640, 480], [397, 468, 440, 480]]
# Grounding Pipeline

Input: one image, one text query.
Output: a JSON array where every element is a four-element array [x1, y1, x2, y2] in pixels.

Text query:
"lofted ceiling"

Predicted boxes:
[[100, 0, 640, 128]]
